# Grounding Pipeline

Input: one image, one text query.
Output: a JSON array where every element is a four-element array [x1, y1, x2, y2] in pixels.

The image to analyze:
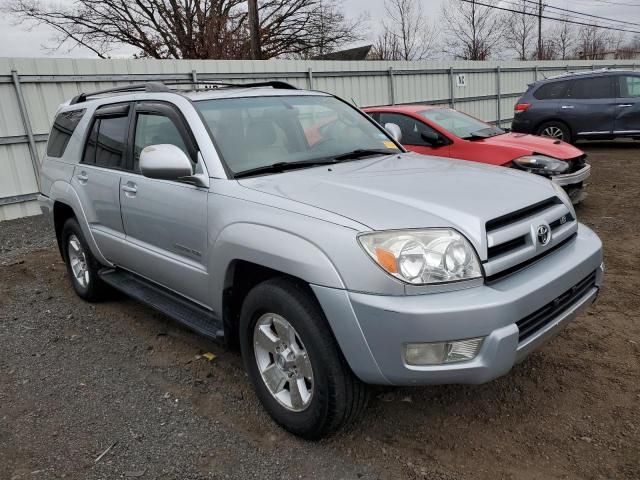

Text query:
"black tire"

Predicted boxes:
[[536, 121, 573, 143], [60, 217, 107, 302], [239, 277, 369, 439]]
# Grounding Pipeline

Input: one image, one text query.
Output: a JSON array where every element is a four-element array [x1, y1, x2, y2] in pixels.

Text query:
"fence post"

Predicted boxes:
[[307, 67, 314, 89], [191, 69, 198, 90], [11, 69, 40, 192], [534, 65, 538, 82], [388, 67, 395, 105], [496, 66, 501, 128], [448, 66, 455, 108]]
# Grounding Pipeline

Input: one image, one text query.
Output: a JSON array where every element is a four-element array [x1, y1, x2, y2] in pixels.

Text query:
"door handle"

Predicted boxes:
[[121, 184, 138, 195], [76, 171, 88, 183], [617, 104, 633, 108], [560, 105, 574, 109]]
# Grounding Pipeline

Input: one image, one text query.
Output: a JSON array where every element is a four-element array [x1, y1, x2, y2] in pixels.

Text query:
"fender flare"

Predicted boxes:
[[49, 180, 112, 266], [209, 222, 346, 313]]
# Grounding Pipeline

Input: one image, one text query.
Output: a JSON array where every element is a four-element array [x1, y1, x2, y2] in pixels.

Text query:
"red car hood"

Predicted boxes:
[[480, 132, 583, 160]]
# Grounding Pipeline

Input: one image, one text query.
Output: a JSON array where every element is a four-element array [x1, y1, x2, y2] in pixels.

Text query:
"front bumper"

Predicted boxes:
[[312, 224, 603, 386], [551, 164, 591, 187]]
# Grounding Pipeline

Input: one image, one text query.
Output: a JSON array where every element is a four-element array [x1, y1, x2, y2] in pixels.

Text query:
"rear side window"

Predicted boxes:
[[567, 76, 614, 99], [533, 81, 569, 100], [619, 75, 640, 98], [82, 114, 129, 169], [47, 109, 85, 157]]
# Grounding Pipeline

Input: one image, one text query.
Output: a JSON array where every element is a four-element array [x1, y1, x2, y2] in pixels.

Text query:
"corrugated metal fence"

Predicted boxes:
[[1, 57, 637, 221]]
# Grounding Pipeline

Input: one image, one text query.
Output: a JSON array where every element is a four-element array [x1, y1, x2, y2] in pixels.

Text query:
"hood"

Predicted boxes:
[[238, 152, 558, 250], [480, 132, 584, 160]]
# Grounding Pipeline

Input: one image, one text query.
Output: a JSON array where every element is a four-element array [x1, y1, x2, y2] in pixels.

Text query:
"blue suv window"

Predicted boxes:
[[533, 81, 569, 100], [619, 75, 640, 98], [567, 76, 614, 99]]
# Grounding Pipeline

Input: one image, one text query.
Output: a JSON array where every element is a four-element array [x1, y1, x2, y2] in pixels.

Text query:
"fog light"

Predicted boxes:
[[404, 338, 484, 366]]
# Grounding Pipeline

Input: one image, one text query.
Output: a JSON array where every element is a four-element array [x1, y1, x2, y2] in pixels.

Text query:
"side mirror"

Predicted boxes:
[[140, 144, 193, 180], [384, 123, 402, 143], [421, 130, 444, 146]]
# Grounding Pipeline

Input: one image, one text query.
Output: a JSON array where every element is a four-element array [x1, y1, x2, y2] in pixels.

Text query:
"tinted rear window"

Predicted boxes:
[[533, 81, 569, 100], [47, 109, 85, 157], [567, 76, 614, 99], [95, 116, 129, 169], [82, 114, 129, 169]]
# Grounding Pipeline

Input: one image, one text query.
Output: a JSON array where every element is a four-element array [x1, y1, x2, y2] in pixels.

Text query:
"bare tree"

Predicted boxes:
[[370, 30, 401, 60], [548, 18, 575, 60], [441, 0, 504, 60], [372, 0, 435, 61], [294, 0, 367, 59], [504, 0, 536, 60], [3, 0, 364, 59], [575, 23, 613, 60]]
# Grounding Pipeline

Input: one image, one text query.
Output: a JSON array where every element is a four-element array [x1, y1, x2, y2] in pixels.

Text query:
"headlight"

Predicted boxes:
[[512, 155, 569, 175], [552, 180, 577, 220], [358, 229, 482, 285]]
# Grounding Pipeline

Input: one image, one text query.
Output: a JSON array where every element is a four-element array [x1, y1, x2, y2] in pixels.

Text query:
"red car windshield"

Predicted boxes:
[[420, 108, 504, 140]]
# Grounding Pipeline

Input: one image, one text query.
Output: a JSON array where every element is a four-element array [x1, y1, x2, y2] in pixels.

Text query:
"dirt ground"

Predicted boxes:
[[1, 141, 639, 480]]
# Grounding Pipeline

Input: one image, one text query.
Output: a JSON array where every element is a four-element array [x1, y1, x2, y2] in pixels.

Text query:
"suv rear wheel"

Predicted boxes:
[[61, 218, 107, 302], [536, 121, 572, 143], [239, 278, 369, 439]]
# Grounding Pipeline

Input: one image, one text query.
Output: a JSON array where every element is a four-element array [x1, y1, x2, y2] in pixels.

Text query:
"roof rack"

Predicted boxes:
[[546, 67, 628, 80], [69, 80, 298, 105]]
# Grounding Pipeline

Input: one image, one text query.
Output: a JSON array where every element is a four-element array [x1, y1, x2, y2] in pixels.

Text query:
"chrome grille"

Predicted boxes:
[[484, 197, 578, 281]]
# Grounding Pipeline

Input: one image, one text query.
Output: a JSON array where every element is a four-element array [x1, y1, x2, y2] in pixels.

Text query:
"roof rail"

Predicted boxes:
[[545, 67, 628, 80], [69, 80, 298, 105]]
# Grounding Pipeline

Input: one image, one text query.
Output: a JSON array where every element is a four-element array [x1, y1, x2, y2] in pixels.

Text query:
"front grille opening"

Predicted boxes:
[[487, 235, 527, 259], [567, 155, 587, 172], [516, 270, 597, 342], [486, 197, 560, 232], [485, 233, 577, 284]]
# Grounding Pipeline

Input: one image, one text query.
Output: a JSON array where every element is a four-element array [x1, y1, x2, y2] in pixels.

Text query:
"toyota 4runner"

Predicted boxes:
[[39, 81, 603, 439]]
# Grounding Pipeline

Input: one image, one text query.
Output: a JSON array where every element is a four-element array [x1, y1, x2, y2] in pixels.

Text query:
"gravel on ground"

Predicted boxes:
[[1, 141, 638, 480]]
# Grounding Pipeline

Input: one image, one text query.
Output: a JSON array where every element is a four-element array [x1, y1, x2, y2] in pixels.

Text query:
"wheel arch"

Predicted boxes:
[[534, 118, 574, 141], [210, 223, 346, 348], [49, 180, 111, 266]]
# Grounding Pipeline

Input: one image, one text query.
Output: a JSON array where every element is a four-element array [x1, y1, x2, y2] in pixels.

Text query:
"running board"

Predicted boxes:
[[99, 268, 224, 339]]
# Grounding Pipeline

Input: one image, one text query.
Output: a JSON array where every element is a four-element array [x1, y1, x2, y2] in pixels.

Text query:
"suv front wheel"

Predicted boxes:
[[239, 278, 369, 439]]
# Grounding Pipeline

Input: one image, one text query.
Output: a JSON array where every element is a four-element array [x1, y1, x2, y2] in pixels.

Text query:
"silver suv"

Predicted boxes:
[[39, 81, 603, 439]]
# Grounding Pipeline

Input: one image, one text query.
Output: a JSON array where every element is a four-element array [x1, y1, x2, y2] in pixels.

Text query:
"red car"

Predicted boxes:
[[363, 105, 590, 203]]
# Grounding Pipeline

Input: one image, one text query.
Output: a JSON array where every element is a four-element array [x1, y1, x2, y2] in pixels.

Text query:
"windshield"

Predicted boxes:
[[195, 95, 400, 176], [419, 108, 503, 139]]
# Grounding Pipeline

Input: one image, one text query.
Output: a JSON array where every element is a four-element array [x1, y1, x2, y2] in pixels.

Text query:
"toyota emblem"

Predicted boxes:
[[537, 225, 550, 245]]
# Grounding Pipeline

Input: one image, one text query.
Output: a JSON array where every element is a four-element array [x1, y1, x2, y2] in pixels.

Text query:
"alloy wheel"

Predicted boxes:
[[541, 126, 564, 140], [67, 234, 89, 289], [253, 313, 314, 412]]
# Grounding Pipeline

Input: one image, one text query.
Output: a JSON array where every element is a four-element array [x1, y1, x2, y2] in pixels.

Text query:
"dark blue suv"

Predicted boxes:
[[512, 69, 640, 143]]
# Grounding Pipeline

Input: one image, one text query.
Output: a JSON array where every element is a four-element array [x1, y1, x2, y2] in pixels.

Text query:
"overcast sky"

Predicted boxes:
[[0, 0, 638, 58]]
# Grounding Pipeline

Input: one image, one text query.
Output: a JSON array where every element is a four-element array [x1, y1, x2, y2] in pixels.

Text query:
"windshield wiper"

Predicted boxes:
[[332, 148, 394, 161], [234, 159, 339, 178]]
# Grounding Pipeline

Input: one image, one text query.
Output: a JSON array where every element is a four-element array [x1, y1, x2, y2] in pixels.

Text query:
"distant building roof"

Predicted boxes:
[[312, 45, 372, 61]]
